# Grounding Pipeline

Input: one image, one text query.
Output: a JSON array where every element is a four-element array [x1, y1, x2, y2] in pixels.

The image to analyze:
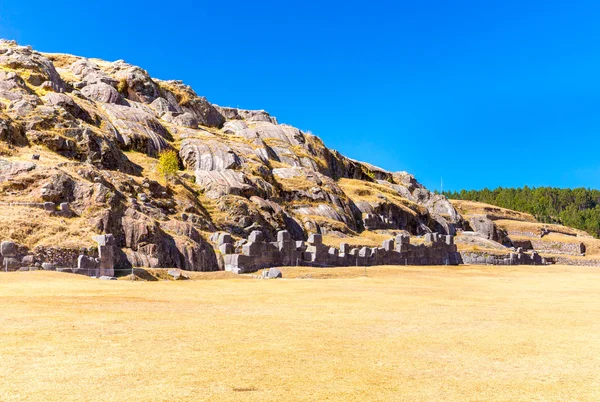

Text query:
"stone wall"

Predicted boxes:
[[0, 234, 116, 277], [460, 248, 545, 266], [211, 230, 462, 274]]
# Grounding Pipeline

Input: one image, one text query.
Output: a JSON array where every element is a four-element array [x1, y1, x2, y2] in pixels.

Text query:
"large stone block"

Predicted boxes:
[[217, 232, 233, 246], [277, 230, 291, 242], [248, 230, 264, 243], [242, 241, 263, 256], [2, 257, 20, 271], [77, 255, 97, 270], [224, 254, 255, 273], [219, 243, 234, 254], [396, 234, 410, 245], [92, 234, 116, 277], [424, 233, 433, 243], [41, 262, 55, 270], [307, 233, 322, 245], [339, 243, 350, 254], [358, 247, 370, 258], [0, 241, 17, 257], [382, 239, 394, 252], [267, 268, 282, 278]]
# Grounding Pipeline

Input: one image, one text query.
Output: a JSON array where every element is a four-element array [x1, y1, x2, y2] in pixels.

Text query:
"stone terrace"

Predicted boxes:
[[211, 231, 462, 274]]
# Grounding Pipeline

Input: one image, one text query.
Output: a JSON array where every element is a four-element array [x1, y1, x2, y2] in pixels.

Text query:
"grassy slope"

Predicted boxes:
[[1, 266, 599, 401]]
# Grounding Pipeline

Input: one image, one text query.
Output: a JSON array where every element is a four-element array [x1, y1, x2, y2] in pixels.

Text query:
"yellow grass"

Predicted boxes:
[[338, 178, 423, 215], [2, 265, 599, 401], [0, 206, 98, 249], [451, 199, 536, 222], [494, 218, 591, 238]]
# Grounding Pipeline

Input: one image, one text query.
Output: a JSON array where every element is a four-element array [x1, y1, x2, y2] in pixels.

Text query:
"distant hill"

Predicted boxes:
[[443, 187, 600, 238]]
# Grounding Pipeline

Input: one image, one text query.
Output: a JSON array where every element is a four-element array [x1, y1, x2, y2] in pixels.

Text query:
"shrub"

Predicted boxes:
[[117, 78, 128, 95], [157, 150, 179, 186]]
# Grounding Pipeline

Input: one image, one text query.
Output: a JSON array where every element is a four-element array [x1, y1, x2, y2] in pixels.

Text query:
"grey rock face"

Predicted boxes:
[[221, 120, 248, 135], [180, 139, 241, 171], [0, 42, 65, 92], [194, 170, 253, 199], [266, 268, 282, 278], [100, 103, 171, 156], [468, 215, 509, 244], [81, 83, 124, 104], [0, 159, 36, 182]]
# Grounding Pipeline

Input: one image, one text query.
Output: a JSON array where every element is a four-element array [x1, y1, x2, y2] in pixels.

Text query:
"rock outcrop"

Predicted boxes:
[[0, 40, 468, 272]]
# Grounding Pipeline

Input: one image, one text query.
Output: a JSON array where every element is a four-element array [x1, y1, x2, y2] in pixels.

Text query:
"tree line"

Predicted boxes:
[[442, 187, 600, 238]]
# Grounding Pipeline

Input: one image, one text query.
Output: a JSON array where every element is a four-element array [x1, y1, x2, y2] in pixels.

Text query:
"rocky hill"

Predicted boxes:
[[0, 40, 465, 271]]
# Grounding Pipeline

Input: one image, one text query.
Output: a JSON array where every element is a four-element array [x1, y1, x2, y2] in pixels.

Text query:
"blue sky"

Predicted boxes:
[[1, 0, 599, 191]]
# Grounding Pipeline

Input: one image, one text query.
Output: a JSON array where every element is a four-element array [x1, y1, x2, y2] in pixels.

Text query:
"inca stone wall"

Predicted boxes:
[[460, 247, 545, 266], [512, 239, 586, 256], [211, 230, 462, 274]]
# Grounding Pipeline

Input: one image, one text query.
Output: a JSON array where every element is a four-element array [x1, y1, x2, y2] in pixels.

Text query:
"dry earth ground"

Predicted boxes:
[[1, 265, 599, 401]]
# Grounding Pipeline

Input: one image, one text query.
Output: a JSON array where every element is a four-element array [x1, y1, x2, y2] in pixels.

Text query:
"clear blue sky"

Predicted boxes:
[[1, 0, 599, 191]]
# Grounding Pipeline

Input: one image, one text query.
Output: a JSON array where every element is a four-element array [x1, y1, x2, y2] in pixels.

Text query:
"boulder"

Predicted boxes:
[[0, 241, 17, 257], [41, 262, 55, 270], [99, 275, 117, 280], [81, 83, 124, 104], [167, 268, 188, 280], [266, 268, 282, 278]]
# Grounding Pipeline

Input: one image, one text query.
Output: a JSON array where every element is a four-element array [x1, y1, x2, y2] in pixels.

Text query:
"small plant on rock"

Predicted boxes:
[[117, 78, 128, 95], [157, 150, 179, 187]]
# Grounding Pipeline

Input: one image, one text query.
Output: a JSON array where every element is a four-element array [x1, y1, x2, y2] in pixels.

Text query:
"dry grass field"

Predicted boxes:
[[1, 265, 599, 401]]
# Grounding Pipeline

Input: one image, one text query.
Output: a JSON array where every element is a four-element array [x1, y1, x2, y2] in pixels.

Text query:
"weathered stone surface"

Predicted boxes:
[[100, 103, 172, 156], [221, 120, 248, 135], [81, 83, 124, 104], [41, 262, 55, 270], [156, 80, 224, 127], [2, 257, 20, 271], [194, 170, 251, 199], [0, 159, 35, 182], [180, 139, 241, 171], [219, 243, 234, 254], [248, 231, 264, 243], [307, 233, 322, 245], [167, 268, 188, 280], [0, 241, 17, 257], [468, 215, 507, 243], [92, 234, 117, 277], [217, 233, 233, 246], [382, 239, 395, 252], [266, 268, 282, 278]]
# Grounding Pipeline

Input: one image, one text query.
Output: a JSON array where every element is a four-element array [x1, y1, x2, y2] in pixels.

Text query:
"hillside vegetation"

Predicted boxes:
[[444, 187, 600, 238]]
